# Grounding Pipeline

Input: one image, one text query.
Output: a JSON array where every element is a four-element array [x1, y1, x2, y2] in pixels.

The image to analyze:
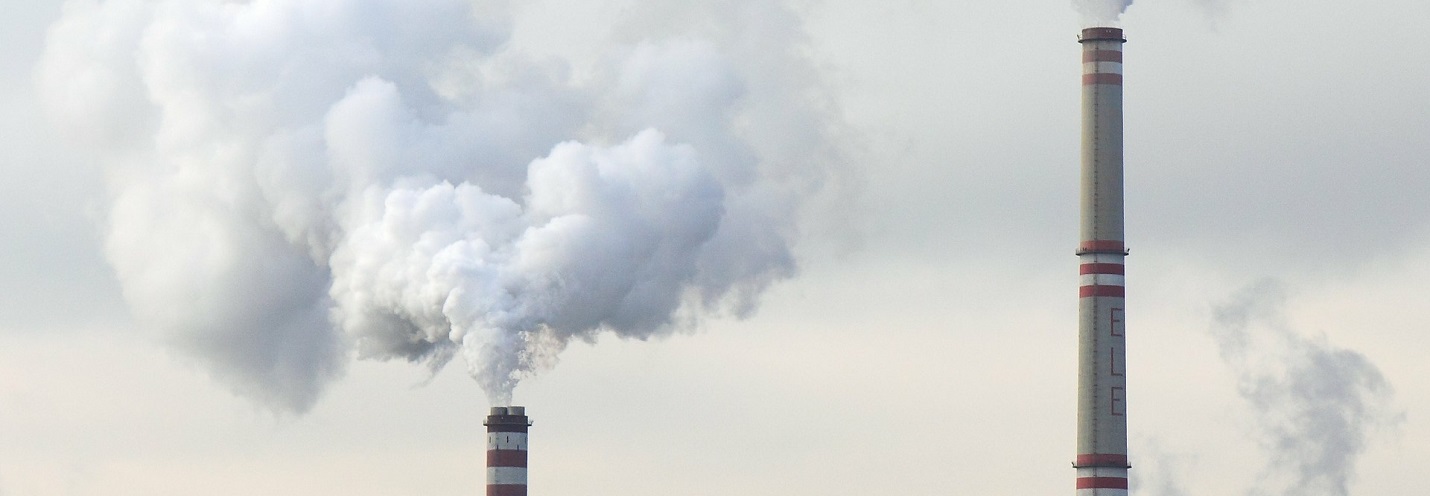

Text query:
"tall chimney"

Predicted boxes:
[[484, 406, 531, 496], [1074, 27, 1131, 495]]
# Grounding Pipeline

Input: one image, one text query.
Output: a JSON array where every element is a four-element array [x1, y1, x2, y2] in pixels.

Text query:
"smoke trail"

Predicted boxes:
[[1130, 437, 1192, 496], [1073, 0, 1134, 26], [1211, 280, 1401, 496], [37, 0, 846, 411]]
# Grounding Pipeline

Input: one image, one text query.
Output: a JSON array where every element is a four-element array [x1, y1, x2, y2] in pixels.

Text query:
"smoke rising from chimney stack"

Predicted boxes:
[[1073, 0, 1135, 26], [37, 0, 847, 411]]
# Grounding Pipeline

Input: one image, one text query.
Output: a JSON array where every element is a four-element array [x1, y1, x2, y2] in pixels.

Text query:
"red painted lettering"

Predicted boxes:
[[1110, 347, 1124, 377], [1110, 386, 1125, 416]]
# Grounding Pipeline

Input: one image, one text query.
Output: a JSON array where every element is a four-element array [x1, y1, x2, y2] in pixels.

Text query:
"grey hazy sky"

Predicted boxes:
[[2, 0, 1427, 494]]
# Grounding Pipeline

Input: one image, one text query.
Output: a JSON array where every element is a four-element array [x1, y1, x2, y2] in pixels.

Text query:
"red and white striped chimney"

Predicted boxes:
[[484, 406, 531, 496], [1075, 26, 1131, 496]]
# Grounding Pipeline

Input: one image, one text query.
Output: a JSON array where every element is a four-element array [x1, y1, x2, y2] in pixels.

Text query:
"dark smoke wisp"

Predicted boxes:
[[1211, 280, 1401, 496]]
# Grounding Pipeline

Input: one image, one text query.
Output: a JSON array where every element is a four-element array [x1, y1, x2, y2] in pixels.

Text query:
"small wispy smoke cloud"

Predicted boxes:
[[1131, 437, 1193, 496], [1072, 0, 1134, 26], [1211, 280, 1402, 496], [37, 0, 848, 411]]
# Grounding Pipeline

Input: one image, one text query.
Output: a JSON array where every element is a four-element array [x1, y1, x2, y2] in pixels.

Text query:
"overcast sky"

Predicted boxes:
[[2, 0, 1427, 495]]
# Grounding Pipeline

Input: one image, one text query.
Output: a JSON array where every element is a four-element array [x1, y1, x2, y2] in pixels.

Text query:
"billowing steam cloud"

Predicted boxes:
[[1073, 0, 1134, 26], [37, 0, 845, 411], [1211, 280, 1401, 495]]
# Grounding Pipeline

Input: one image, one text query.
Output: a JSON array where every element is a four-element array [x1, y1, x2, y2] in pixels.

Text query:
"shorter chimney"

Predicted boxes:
[[484, 406, 531, 496]]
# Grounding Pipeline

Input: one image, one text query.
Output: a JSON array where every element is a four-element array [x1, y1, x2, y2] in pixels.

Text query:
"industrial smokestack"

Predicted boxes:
[[485, 406, 532, 496], [1075, 27, 1130, 495]]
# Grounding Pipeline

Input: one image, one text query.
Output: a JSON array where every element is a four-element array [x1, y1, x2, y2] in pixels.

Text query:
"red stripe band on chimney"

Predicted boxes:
[[1076, 454, 1130, 467], [487, 450, 527, 467], [1078, 240, 1126, 253], [1080, 285, 1126, 298], [1083, 50, 1123, 63], [1082, 73, 1123, 85], [1076, 477, 1130, 489], [1079, 263, 1125, 275], [488, 485, 527, 496]]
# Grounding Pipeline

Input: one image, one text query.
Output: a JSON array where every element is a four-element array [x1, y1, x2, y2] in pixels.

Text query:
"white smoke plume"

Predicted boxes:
[[37, 0, 847, 411], [1130, 437, 1192, 496], [1073, 0, 1135, 26], [1211, 280, 1402, 496]]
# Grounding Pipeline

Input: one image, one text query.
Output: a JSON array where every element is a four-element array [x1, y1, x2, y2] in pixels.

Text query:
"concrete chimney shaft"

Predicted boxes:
[[1075, 26, 1131, 496], [485, 406, 531, 496]]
